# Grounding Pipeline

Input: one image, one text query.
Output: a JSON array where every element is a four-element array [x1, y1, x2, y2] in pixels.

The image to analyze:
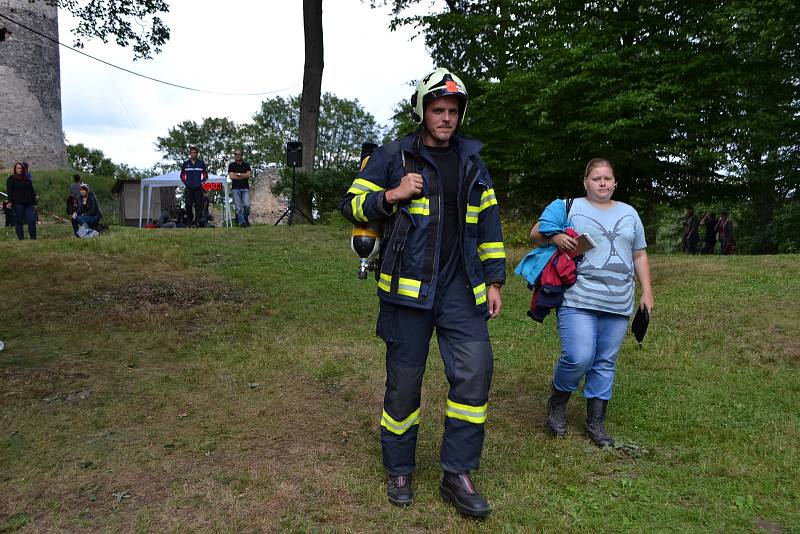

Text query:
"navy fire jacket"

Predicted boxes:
[[340, 133, 506, 310]]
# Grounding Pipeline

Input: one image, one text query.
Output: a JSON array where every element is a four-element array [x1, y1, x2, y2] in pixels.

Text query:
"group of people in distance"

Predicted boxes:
[[3, 163, 103, 240], [3, 146, 253, 238], [178, 146, 252, 228], [340, 68, 654, 518], [683, 205, 736, 255]]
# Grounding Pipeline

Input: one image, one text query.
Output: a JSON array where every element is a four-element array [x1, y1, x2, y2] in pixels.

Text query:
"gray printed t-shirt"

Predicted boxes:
[[562, 198, 647, 316]]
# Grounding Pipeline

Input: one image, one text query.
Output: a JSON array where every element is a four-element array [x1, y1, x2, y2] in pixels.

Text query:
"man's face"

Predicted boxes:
[[422, 95, 460, 147], [234, 151, 243, 162], [190, 149, 199, 160]]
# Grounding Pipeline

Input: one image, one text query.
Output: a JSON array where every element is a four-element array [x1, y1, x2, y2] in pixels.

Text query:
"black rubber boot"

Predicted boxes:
[[585, 398, 614, 447], [439, 472, 491, 518], [547, 386, 571, 437], [387, 474, 413, 506]]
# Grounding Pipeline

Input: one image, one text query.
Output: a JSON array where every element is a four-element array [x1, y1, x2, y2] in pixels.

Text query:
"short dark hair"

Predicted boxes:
[[73, 174, 81, 182], [189, 146, 199, 152]]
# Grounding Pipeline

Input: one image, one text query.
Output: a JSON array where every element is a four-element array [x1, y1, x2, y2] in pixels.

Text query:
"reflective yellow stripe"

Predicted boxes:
[[408, 197, 430, 216], [466, 205, 479, 224], [347, 178, 385, 195], [378, 272, 391, 293], [397, 277, 421, 298], [377, 274, 422, 298], [479, 188, 498, 211], [381, 408, 421, 435], [446, 399, 487, 424], [478, 241, 506, 261], [473, 283, 487, 305], [350, 194, 368, 222]]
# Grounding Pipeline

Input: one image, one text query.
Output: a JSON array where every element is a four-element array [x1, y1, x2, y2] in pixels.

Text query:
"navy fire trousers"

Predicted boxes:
[[377, 256, 494, 475]]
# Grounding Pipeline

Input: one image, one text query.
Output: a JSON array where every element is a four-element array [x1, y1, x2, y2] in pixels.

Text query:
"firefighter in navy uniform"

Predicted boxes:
[[340, 68, 506, 517]]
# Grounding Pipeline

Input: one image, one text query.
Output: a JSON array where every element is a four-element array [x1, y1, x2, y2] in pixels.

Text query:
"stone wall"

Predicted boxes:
[[0, 0, 67, 170], [249, 168, 289, 224]]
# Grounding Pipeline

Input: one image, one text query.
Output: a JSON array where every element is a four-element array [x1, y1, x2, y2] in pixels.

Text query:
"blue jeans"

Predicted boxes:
[[72, 214, 100, 234], [232, 188, 250, 225], [553, 306, 629, 400], [13, 203, 37, 240]]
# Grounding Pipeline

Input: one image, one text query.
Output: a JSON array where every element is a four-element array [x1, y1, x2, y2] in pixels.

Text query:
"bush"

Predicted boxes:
[[271, 165, 357, 223]]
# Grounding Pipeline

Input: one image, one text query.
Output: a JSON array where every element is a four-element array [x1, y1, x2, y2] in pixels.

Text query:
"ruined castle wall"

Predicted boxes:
[[0, 0, 67, 170]]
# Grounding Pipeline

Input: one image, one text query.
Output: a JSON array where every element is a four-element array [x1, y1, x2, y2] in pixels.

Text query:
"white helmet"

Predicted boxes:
[[411, 67, 468, 125]]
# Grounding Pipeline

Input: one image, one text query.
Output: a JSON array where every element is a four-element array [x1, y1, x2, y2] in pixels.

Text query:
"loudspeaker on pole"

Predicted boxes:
[[286, 141, 303, 168]]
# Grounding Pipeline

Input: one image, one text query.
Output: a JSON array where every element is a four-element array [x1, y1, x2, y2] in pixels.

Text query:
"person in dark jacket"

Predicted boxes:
[[340, 68, 505, 518], [699, 211, 717, 254], [6, 162, 37, 240], [71, 183, 102, 235], [180, 146, 209, 227]]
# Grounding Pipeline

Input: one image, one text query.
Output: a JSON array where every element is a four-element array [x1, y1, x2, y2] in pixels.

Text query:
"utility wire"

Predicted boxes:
[[0, 11, 300, 96]]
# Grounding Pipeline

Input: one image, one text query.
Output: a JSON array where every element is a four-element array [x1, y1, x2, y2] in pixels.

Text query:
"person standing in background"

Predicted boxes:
[[180, 146, 209, 227], [699, 211, 717, 254], [6, 162, 37, 240], [68, 174, 82, 202], [716, 211, 735, 255], [228, 149, 252, 227]]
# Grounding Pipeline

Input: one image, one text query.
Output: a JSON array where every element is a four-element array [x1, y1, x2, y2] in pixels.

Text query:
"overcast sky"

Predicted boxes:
[[58, 1, 434, 168]]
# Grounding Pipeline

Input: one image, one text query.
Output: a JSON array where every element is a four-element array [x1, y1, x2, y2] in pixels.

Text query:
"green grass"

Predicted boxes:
[[0, 222, 798, 532]]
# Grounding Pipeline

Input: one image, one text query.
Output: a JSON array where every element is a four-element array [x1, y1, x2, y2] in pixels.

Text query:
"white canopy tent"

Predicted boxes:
[[138, 170, 233, 227]]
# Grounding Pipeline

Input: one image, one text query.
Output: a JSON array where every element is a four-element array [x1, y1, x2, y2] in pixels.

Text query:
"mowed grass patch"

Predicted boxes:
[[0, 223, 798, 532]]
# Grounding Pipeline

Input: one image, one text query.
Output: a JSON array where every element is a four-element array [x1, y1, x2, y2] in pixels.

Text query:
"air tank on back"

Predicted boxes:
[[350, 142, 381, 279]]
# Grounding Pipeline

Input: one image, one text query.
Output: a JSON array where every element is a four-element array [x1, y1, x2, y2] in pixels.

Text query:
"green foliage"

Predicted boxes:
[[155, 117, 244, 175], [158, 93, 384, 216], [379, 0, 800, 253], [385, 98, 417, 141], [769, 200, 800, 253], [53, 0, 169, 60], [157, 94, 384, 177], [67, 143, 156, 181], [271, 165, 358, 222], [67, 143, 117, 177]]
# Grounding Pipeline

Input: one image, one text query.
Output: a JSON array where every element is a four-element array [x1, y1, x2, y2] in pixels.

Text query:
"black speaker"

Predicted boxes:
[[286, 141, 303, 168]]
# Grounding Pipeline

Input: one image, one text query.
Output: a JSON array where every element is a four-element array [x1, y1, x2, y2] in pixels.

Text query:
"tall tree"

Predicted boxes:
[[296, 0, 325, 223]]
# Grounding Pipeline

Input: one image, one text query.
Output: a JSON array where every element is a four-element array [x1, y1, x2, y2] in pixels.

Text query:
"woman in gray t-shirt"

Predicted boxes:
[[530, 158, 654, 447]]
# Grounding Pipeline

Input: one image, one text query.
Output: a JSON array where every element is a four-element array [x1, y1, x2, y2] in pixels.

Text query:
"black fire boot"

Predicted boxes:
[[547, 386, 571, 437], [439, 472, 491, 518], [387, 474, 413, 506], [585, 398, 614, 447]]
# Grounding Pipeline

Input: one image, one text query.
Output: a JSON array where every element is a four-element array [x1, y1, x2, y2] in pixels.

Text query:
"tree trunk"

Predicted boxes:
[[296, 0, 324, 223]]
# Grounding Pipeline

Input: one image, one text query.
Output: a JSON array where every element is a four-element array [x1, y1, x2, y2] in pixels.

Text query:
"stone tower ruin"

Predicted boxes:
[[0, 0, 67, 170]]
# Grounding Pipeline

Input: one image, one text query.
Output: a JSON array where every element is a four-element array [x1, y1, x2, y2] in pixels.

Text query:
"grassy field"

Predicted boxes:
[[1, 222, 798, 533]]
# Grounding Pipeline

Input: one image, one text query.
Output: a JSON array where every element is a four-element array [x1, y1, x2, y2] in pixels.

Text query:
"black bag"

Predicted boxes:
[[631, 307, 650, 347]]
